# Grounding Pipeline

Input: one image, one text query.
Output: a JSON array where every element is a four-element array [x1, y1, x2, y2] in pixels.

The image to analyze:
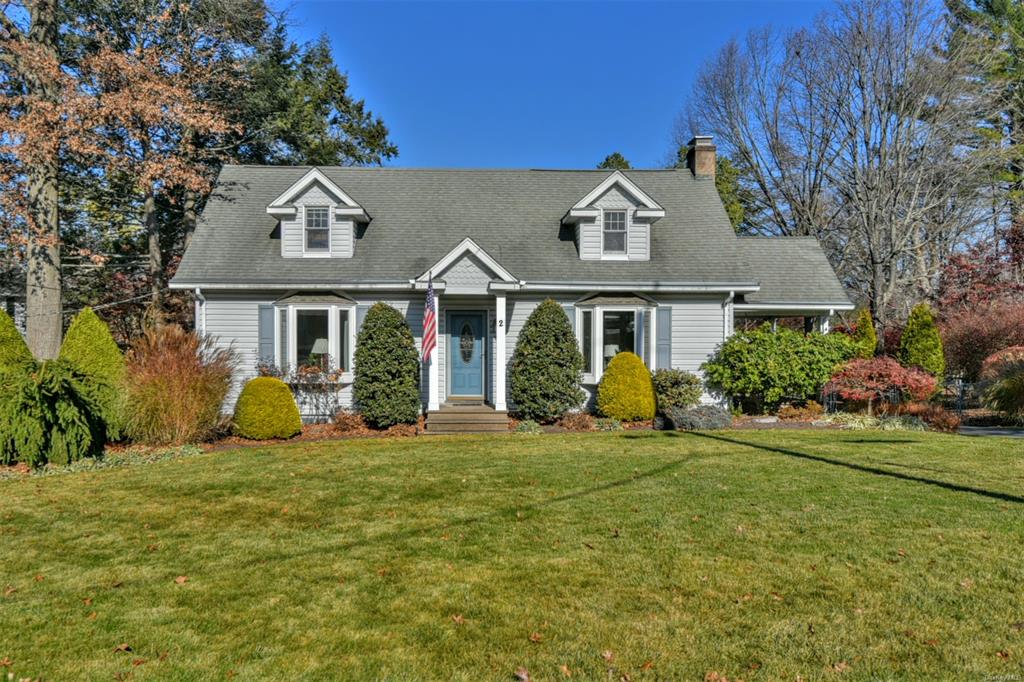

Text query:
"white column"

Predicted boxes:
[[817, 313, 831, 334], [648, 306, 657, 371], [494, 292, 507, 411], [428, 290, 441, 412]]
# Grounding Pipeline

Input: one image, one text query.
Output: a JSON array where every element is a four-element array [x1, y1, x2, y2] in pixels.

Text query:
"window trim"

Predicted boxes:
[[601, 209, 629, 259], [302, 205, 332, 257], [282, 303, 356, 380]]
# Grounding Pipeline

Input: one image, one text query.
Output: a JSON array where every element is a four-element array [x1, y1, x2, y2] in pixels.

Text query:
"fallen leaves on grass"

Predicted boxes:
[[830, 661, 850, 673], [528, 632, 543, 643], [0, 657, 11, 667], [450, 614, 464, 625], [960, 578, 975, 590], [998, 650, 1011, 660], [3, 586, 15, 597], [514, 666, 531, 681], [601, 650, 614, 662], [174, 576, 188, 585], [559, 664, 572, 677], [640, 660, 654, 670], [113, 643, 133, 653], [83, 597, 92, 605]]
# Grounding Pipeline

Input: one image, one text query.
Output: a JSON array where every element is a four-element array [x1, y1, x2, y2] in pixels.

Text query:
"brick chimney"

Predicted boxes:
[[686, 136, 716, 179]]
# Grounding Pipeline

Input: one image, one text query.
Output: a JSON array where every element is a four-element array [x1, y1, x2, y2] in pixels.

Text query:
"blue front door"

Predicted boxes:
[[449, 312, 485, 397]]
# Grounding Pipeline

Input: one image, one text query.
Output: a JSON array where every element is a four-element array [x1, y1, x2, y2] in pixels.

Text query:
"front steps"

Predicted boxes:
[[425, 404, 509, 434]]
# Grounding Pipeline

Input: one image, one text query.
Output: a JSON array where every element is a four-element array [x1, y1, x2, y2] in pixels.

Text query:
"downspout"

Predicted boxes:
[[194, 288, 207, 335], [722, 290, 735, 339]]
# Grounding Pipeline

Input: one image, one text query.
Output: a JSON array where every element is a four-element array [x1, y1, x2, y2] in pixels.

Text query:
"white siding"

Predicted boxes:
[[578, 185, 650, 261], [280, 182, 354, 259], [655, 294, 729, 404], [203, 292, 272, 411]]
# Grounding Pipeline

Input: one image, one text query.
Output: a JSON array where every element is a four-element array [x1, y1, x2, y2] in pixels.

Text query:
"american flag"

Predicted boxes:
[[422, 274, 437, 361]]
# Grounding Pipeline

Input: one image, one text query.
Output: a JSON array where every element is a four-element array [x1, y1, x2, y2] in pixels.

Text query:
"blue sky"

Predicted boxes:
[[277, 1, 829, 168]]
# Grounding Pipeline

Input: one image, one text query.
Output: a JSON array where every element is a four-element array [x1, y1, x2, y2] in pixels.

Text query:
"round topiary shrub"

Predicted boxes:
[[353, 303, 420, 428], [651, 368, 702, 413], [899, 303, 945, 379], [233, 377, 302, 440], [508, 299, 584, 422], [597, 351, 656, 421], [59, 307, 126, 439], [0, 308, 31, 371]]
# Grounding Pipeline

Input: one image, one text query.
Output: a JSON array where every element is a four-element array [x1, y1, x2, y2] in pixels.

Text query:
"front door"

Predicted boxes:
[[449, 312, 485, 398]]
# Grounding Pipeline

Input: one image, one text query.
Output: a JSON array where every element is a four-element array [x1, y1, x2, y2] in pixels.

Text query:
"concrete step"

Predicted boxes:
[[427, 412, 508, 424], [425, 422, 510, 434]]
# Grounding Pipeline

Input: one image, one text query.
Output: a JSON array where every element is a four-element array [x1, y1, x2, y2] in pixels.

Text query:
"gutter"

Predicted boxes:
[[171, 280, 763, 294]]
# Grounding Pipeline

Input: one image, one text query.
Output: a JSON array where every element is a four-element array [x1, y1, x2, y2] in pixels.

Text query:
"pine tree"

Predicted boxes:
[[597, 152, 631, 170], [508, 300, 584, 422], [851, 308, 878, 359], [899, 303, 945, 379]]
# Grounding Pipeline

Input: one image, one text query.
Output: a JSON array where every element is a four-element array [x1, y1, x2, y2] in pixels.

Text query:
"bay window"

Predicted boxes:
[[577, 304, 654, 381], [282, 305, 355, 374]]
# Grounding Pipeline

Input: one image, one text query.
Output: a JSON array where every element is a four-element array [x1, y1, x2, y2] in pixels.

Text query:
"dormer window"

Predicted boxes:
[[305, 206, 330, 253], [602, 210, 627, 255]]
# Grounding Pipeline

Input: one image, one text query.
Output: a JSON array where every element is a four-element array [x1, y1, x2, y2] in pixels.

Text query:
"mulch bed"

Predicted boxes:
[[732, 415, 836, 430]]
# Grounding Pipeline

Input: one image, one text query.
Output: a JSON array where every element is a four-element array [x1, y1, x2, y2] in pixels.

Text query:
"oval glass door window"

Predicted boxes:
[[459, 322, 474, 363]]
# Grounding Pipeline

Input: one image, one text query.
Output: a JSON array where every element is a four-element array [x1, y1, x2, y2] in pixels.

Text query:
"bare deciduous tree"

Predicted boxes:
[[685, 0, 1004, 340]]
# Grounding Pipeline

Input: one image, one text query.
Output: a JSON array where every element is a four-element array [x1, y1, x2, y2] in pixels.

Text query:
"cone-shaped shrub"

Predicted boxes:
[[597, 351, 656, 421], [0, 308, 30, 370], [851, 308, 877, 359], [0, 358, 106, 467], [899, 303, 945, 379], [354, 303, 420, 428], [60, 307, 126, 439], [508, 299, 584, 422], [233, 377, 302, 440]]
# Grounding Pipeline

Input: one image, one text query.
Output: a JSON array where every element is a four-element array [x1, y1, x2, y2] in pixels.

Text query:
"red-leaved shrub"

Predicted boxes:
[[123, 325, 235, 445], [825, 357, 937, 414], [941, 303, 1024, 380]]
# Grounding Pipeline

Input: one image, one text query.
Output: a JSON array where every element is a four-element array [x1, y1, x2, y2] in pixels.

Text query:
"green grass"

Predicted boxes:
[[2, 430, 1024, 680]]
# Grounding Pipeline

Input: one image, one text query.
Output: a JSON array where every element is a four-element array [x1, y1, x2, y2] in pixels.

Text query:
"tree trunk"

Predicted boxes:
[[24, 0, 62, 360], [182, 188, 197, 250], [145, 187, 163, 320]]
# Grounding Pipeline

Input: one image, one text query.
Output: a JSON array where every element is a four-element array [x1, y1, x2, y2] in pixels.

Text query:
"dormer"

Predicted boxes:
[[267, 168, 369, 259], [561, 171, 664, 262]]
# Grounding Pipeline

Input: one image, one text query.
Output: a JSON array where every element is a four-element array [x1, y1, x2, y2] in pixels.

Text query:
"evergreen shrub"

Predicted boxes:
[[596, 351, 656, 421], [702, 325, 857, 412], [851, 308, 877, 359], [0, 358, 106, 467], [508, 299, 584, 422], [233, 377, 302, 440], [664, 405, 732, 431], [353, 303, 420, 428], [0, 309, 30, 370], [651, 368, 702, 413], [899, 304, 945, 379], [59, 307, 126, 439]]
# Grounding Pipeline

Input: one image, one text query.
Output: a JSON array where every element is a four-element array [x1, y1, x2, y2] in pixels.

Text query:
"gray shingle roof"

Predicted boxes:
[[738, 236, 851, 306], [172, 165, 850, 307]]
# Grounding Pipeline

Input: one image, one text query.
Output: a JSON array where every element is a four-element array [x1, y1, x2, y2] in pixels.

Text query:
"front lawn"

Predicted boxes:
[[2, 431, 1023, 679]]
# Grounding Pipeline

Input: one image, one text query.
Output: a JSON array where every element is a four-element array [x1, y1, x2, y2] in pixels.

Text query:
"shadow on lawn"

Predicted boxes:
[[327, 455, 695, 553], [680, 431, 1024, 505]]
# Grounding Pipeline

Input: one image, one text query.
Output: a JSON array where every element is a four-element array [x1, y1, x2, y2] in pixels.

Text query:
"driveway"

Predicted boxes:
[[959, 425, 1024, 438]]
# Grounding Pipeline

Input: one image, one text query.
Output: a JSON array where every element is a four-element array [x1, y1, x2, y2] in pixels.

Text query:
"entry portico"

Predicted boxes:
[[414, 237, 518, 413]]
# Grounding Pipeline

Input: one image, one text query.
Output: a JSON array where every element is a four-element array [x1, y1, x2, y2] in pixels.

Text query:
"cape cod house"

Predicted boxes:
[[170, 137, 852, 429]]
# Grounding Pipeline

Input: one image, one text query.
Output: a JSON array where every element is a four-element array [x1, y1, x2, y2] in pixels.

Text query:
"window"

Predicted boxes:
[[581, 310, 593, 375], [603, 210, 627, 255], [305, 206, 330, 252], [601, 310, 635, 368], [296, 309, 330, 369]]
